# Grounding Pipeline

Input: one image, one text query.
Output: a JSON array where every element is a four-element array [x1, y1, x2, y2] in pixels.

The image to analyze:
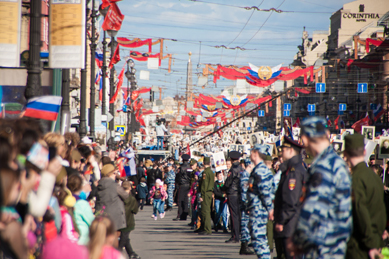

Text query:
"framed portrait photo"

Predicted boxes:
[[362, 126, 375, 141], [378, 137, 389, 159], [332, 140, 344, 153]]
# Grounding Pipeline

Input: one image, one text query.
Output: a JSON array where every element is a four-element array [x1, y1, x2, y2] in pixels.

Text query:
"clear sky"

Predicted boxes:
[[102, 0, 352, 99]]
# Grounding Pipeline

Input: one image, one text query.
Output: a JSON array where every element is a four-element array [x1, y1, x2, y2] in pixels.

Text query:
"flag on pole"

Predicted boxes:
[[373, 104, 386, 122], [24, 96, 62, 121], [95, 52, 103, 69], [351, 113, 370, 133], [334, 116, 340, 130], [326, 116, 332, 127], [293, 117, 300, 128]]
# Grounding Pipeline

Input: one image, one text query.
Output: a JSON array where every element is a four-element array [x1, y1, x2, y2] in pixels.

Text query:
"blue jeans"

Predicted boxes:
[[214, 199, 228, 230], [157, 136, 164, 150], [153, 199, 165, 216]]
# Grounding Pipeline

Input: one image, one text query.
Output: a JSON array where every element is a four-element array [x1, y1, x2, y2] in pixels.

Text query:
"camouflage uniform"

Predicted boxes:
[[292, 117, 352, 258], [240, 169, 250, 243], [165, 170, 176, 207], [247, 160, 274, 259]]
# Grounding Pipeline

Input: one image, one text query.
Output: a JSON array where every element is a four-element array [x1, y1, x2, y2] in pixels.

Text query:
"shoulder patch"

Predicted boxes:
[[291, 167, 295, 172], [289, 179, 296, 190], [187, 169, 193, 172], [310, 172, 322, 187]]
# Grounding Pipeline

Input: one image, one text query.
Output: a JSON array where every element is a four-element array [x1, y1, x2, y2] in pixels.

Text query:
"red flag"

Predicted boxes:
[[131, 91, 139, 101], [108, 45, 120, 69], [334, 116, 339, 130], [293, 118, 300, 128], [102, 2, 124, 31], [109, 65, 124, 104], [186, 144, 190, 155], [351, 114, 370, 133]]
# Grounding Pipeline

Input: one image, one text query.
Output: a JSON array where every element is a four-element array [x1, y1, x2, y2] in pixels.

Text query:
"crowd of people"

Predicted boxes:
[[1, 116, 389, 259]]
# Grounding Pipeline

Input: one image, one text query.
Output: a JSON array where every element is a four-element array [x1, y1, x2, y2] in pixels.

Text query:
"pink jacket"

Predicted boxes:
[[149, 186, 167, 200], [60, 206, 79, 243], [189, 182, 197, 206]]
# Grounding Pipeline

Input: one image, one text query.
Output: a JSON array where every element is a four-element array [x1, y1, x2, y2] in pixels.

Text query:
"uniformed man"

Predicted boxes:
[[239, 159, 255, 255], [288, 117, 352, 258], [264, 155, 275, 253], [173, 154, 192, 221], [246, 144, 274, 259], [198, 157, 214, 235], [343, 134, 386, 259], [274, 136, 307, 259], [223, 151, 243, 243], [165, 163, 176, 211]]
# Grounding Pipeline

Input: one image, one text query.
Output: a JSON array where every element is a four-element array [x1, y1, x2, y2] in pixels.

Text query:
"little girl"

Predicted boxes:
[[88, 216, 125, 259], [149, 179, 167, 220], [56, 188, 79, 243]]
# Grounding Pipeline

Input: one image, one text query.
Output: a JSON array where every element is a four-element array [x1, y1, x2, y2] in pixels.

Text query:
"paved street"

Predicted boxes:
[[131, 205, 261, 259]]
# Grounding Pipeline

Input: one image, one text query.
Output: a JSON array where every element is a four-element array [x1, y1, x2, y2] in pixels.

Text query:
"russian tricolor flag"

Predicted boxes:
[[24, 96, 62, 121], [373, 104, 386, 122], [95, 52, 103, 69]]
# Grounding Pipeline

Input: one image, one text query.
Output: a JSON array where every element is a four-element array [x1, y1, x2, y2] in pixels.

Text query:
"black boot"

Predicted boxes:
[[239, 242, 255, 255]]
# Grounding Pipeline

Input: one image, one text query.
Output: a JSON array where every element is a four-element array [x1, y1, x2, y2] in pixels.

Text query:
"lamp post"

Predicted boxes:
[[25, 0, 42, 101], [386, 90, 389, 128], [89, 0, 97, 138], [125, 59, 136, 142], [79, 1, 89, 138], [107, 30, 117, 150], [356, 97, 361, 120], [99, 4, 109, 115]]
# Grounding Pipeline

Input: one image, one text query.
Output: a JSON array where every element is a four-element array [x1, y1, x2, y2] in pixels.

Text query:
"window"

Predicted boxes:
[[359, 4, 364, 12]]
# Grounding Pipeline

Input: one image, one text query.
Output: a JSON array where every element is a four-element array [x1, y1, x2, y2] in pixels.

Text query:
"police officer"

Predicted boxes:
[[198, 157, 214, 235], [223, 151, 242, 243], [289, 117, 352, 258], [264, 155, 275, 253], [274, 136, 307, 259], [165, 163, 176, 211], [343, 134, 386, 259], [173, 154, 192, 221], [239, 159, 255, 255], [246, 144, 274, 259]]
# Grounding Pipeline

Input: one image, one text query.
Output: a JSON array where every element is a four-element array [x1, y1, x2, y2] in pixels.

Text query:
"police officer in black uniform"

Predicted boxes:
[[274, 136, 307, 259], [223, 151, 242, 243], [173, 154, 192, 221]]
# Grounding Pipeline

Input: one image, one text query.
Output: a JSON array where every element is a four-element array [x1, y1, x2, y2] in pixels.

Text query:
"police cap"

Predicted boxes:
[[190, 158, 197, 166], [182, 154, 190, 161], [229, 151, 241, 160], [281, 136, 304, 149], [253, 144, 271, 156]]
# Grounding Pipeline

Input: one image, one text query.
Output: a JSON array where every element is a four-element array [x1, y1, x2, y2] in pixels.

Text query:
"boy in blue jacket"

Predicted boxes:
[[136, 177, 148, 210]]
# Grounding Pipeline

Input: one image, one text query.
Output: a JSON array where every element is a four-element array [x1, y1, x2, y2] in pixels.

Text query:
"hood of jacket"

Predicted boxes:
[[140, 182, 147, 187]]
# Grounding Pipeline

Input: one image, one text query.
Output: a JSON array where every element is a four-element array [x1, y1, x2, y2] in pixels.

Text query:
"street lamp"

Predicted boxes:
[[107, 29, 118, 150], [125, 59, 136, 142], [99, 4, 109, 115], [386, 90, 389, 128], [89, 0, 98, 138], [356, 97, 361, 120]]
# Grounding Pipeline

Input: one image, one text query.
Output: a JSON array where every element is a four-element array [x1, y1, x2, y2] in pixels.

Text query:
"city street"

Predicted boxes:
[[131, 205, 264, 259]]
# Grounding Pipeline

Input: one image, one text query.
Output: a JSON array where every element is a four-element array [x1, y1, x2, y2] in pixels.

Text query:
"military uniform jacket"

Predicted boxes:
[[165, 170, 176, 185], [274, 154, 308, 238], [223, 162, 242, 196], [346, 162, 386, 259], [293, 146, 352, 258], [247, 161, 274, 213], [200, 167, 214, 198]]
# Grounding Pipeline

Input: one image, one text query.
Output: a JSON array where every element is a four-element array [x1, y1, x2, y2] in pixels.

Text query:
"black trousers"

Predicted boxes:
[[227, 195, 241, 241], [275, 237, 303, 259], [119, 230, 133, 257], [138, 198, 145, 210], [177, 184, 190, 220]]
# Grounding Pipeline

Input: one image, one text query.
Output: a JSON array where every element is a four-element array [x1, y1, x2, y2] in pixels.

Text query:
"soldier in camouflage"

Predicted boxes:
[[239, 159, 255, 255], [246, 144, 275, 259], [289, 117, 352, 258], [165, 163, 176, 211]]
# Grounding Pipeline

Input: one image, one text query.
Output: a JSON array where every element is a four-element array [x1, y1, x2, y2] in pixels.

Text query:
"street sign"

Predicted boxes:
[[258, 110, 265, 117], [247, 127, 251, 131], [307, 104, 316, 112], [339, 103, 347, 111], [316, 83, 326, 93], [115, 125, 126, 137], [284, 103, 291, 111], [357, 83, 368, 93], [283, 110, 290, 117]]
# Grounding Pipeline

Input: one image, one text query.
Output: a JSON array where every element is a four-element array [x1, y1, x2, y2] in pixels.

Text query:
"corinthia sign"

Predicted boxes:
[[343, 13, 380, 22]]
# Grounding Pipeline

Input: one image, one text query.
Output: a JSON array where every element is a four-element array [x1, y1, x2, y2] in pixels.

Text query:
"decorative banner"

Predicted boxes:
[[109, 44, 120, 69], [365, 38, 389, 53], [248, 63, 282, 80], [212, 152, 227, 172], [0, 0, 21, 67], [102, 1, 124, 31], [109, 64, 125, 103], [49, 0, 85, 68]]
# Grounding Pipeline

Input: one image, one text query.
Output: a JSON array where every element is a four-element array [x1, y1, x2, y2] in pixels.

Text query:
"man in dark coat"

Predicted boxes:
[[173, 154, 192, 221], [198, 157, 214, 235], [274, 136, 307, 259], [344, 134, 386, 259], [95, 164, 129, 231], [223, 151, 242, 243]]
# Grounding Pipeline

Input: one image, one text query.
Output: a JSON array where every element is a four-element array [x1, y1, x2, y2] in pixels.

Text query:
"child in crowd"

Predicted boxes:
[[120, 181, 140, 259], [56, 188, 79, 243], [88, 216, 125, 259], [213, 171, 228, 233], [188, 172, 200, 228], [136, 177, 148, 210], [149, 179, 167, 220]]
